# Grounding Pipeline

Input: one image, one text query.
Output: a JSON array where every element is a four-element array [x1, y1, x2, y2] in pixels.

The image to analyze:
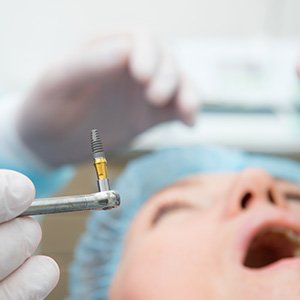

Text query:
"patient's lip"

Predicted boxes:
[[235, 207, 300, 270]]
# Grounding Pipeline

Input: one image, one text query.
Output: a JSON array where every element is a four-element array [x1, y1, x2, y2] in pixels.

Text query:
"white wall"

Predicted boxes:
[[0, 0, 299, 91]]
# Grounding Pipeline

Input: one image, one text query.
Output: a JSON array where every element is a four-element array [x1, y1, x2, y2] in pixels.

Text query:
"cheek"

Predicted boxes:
[[111, 222, 221, 300], [288, 201, 300, 214]]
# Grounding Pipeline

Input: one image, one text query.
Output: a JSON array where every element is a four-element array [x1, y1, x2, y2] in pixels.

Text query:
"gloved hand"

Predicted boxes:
[[0, 170, 59, 299], [16, 32, 201, 167]]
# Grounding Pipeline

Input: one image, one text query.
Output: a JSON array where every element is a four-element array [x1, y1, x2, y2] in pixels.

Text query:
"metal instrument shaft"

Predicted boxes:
[[20, 190, 120, 216]]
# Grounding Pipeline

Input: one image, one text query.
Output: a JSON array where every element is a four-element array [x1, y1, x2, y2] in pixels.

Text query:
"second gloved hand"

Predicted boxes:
[[16, 32, 201, 167], [0, 170, 59, 299]]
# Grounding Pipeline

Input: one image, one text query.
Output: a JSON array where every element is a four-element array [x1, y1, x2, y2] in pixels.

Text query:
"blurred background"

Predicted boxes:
[[1, 0, 300, 155], [1, 0, 300, 298]]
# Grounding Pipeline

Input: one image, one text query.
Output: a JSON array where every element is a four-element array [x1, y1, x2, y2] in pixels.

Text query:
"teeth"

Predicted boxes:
[[286, 230, 300, 244], [262, 227, 300, 257], [294, 248, 300, 257]]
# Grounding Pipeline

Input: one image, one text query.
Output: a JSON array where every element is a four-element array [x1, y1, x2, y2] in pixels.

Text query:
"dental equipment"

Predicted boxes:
[[91, 128, 110, 192], [20, 129, 120, 216]]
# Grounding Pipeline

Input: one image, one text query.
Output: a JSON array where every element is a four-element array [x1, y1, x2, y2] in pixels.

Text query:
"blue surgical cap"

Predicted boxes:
[[68, 146, 300, 299]]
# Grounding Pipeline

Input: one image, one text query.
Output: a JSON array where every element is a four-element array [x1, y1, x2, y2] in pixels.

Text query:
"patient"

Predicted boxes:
[[69, 146, 300, 300]]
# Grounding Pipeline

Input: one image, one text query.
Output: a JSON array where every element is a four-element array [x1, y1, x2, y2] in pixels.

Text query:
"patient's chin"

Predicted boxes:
[[231, 262, 300, 300]]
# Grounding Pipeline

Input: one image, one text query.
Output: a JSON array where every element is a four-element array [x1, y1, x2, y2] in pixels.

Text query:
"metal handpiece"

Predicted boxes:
[[19, 128, 120, 217], [20, 190, 120, 216]]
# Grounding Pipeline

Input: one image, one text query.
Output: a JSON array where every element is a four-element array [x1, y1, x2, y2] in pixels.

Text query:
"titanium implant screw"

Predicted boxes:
[[91, 129, 104, 158], [91, 129, 110, 192]]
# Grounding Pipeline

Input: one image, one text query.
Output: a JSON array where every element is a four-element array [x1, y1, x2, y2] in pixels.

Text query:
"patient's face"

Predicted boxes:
[[110, 168, 300, 300]]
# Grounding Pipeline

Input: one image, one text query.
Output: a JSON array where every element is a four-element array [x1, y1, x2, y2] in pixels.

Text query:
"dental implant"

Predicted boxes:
[[91, 129, 110, 192]]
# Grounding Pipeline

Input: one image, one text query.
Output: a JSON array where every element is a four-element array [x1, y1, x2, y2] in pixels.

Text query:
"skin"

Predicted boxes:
[[109, 168, 300, 300]]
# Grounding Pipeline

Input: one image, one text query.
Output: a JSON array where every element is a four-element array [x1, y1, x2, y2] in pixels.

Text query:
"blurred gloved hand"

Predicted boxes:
[[0, 170, 59, 299], [16, 32, 201, 167]]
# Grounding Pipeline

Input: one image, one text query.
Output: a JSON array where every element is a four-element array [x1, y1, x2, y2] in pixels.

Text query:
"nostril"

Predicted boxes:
[[240, 190, 277, 209], [268, 190, 275, 204], [241, 192, 252, 209]]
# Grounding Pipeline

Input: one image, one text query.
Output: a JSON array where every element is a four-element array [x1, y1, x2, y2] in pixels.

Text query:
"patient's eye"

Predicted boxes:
[[275, 179, 300, 201], [152, 201, 193, 226], [285, 193, 300, 201]]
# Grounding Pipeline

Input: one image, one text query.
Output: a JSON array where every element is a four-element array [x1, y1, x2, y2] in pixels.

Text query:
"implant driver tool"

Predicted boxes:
[[20, 191, 120, 216], [20, 129, 120, 216]]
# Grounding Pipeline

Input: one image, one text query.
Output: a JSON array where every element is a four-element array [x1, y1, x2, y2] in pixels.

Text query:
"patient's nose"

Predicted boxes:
[[224, 168, 286, 216]]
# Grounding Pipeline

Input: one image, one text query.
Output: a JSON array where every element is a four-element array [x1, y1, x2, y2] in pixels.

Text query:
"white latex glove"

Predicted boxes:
[[16, 32, 201, 167], [0, 170, 59, 299]]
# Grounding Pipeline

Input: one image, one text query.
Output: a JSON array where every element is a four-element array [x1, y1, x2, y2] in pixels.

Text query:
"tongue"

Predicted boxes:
[[243, 231, 296, 268]]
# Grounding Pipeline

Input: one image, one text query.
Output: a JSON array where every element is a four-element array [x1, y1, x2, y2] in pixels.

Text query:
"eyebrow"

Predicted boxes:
[[150, 178, 208, 226], [274, 178, 300, 200], [152, 202, 193, 226], [275, 177, 299, 186], [150, 180, 201, 203]]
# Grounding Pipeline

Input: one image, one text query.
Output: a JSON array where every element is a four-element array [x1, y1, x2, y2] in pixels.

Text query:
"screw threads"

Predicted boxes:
[[91, 128, 110, 191], [91, 129, 104, 157]]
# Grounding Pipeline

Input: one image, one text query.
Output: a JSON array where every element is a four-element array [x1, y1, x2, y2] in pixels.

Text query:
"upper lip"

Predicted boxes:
[[235, 207, 300, 268]]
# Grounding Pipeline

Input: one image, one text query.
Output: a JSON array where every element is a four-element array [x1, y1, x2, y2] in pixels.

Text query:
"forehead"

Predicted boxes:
[[149, 173, 235, 208], [155, 173, 234, 194]]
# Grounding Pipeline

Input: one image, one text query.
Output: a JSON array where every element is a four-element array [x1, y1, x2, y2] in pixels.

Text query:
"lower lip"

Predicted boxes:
[[244, 256, 300, 273]]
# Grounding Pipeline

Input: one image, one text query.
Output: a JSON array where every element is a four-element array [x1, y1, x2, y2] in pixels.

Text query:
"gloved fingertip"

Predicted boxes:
[[11, 171, 35, 200], [18, 216, 42, 248], [180, 111, 197, 127], [32, 255, 60, 297], [2, 255, 60, 299], [177, 88, 201, 123], [129, 61, 152, 84], [129, 34, 160, 84], [0, 170, 35, 222], [176, 92, 201, 126], [146, 88, 170, 107], [38, 255, 60, 280]]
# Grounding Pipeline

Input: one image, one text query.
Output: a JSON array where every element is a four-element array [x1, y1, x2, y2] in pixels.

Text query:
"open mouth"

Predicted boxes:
[[243, 226, 300, 269]]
